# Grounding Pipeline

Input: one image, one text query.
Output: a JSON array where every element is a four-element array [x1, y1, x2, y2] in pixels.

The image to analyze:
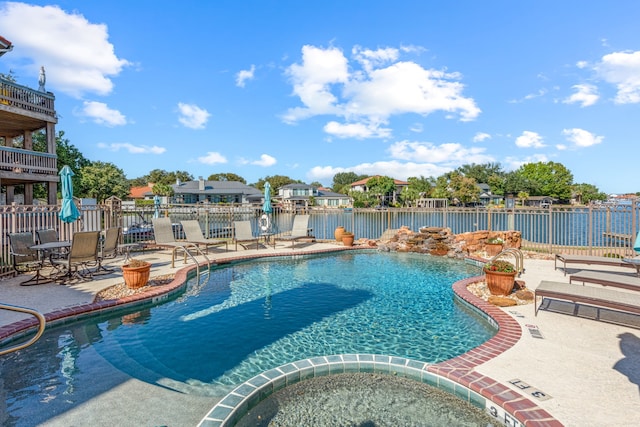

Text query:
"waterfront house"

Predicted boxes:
[[277, 183, 351, 210], [1, 36, 58, 205], [349, 176, 409, 205], [171, 177, 262, 204]]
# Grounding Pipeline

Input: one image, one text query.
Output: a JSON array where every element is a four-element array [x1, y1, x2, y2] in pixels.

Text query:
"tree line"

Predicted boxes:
[[21, 130, 614, 206]]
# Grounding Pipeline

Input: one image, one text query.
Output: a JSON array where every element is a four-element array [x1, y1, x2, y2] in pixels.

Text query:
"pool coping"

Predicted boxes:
[[0, 248, 561, 426]]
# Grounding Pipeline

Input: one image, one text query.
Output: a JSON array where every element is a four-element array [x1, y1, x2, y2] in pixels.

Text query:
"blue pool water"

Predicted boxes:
[[1, 251, 494, 421]]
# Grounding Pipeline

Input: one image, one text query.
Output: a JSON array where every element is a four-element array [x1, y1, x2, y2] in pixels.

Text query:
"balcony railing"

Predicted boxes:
[[0, 146, 57, 175], [0, 78, 55, 118]]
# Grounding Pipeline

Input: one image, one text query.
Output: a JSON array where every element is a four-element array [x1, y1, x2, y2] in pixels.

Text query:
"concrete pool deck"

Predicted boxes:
[[1, 242, 639, 426]]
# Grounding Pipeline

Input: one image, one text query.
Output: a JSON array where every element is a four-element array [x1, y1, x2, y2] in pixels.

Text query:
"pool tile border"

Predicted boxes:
[[0, 247, 561, 426]]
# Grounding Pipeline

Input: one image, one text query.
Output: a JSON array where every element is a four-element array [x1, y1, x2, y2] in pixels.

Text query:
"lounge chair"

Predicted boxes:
[[233, 221, 259, 250], [51, 231, 100, 283], [569, 270, 640, 292], [276, 215, 315, 249], [152, 218, 200, 268], [554, 254, 636, 275], [94, 226, 121, 274], [534, 280, 640, 317], [180, 220, 228, 253]]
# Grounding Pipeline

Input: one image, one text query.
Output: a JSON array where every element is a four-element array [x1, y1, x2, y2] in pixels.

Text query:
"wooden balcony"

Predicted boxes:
[[0, 78, 57, 137], [0, 146, 57, 184]]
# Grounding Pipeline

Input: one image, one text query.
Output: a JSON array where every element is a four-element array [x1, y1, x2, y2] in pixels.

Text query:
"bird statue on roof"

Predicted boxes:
[[38, 66, 46, 92]]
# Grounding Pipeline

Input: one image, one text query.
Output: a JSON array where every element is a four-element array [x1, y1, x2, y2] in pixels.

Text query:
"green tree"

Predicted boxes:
[[309, 181, 323, 188], [331, 172, 367, 194], [407, 175, 435, 195], [32, 130, 91, 198], [79, 162, 129, 202], [207, 172, 246, 184], [517, 161, 573, 200], [449, 173, 480, 205], [456, 163, 503, 185], [131, 169, 194, 187], [572, 183, 607, 204], [366, 176, 397, 206], [252, 175, 301, 192], [152, 182, 174, 197]]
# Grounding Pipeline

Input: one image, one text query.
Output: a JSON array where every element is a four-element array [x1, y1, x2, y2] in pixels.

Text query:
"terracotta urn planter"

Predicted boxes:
[[342, 232, 355, 247], [484, 268, 516, 296], [335, 226, 346, 242], [122, 259, 151, 289]]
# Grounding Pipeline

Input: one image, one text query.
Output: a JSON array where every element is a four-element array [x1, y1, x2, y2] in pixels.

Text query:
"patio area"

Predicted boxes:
[[1, 242, 639, 426]]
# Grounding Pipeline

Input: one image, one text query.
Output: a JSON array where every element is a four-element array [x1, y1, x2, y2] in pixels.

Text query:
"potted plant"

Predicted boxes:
[[341, 231, 355, 247], [122, 258, 151, 289], [483, 259, 516, 296], [485, 237, 504, 256]]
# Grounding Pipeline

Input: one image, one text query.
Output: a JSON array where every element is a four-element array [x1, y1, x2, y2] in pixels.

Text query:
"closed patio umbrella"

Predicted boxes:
[[262, 182, 272, 214], [260, 182, 273, 233], [153, 195, 161, 219], [634, 231, 640, 253], [58, 165, 81, 223]]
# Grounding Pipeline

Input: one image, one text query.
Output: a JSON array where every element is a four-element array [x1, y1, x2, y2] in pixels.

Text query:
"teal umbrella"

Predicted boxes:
[[153, 195, 161, 219], [262, 182, 272, 214], [634, 231, 640, 253], [58, 165, 81, 223], [260, 182, 273, 233]]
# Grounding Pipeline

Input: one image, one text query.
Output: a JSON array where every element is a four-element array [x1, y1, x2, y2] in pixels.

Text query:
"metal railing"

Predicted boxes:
[[2, 201, 639, 277], [0, 146, 58, 176], [0, 303, 46, 355], [0, 78, 56, 118]]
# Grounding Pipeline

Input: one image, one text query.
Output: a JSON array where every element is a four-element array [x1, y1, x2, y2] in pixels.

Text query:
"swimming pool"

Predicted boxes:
[[1, 251, 495, 425]]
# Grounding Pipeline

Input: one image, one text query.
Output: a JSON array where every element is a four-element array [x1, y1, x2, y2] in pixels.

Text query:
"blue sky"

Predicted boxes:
[[1, 1, 639, 194]]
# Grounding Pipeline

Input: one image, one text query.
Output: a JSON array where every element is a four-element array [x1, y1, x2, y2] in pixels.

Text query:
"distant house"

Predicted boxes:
[[524, 196, 558, 208], [171, 177, 262, 204], [477, 183, 502, 206], [349, 176, 409, 205], [127, 183, 155, 200], [278, 183, 351, 210]]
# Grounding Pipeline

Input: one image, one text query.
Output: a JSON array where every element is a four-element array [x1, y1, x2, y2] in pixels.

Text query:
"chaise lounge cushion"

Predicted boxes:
[[535, 280, 640, 316], [569, 270, 640, 292]]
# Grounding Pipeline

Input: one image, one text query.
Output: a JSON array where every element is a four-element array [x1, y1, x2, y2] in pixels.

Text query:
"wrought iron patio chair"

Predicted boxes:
[[36, 228, 65, 262], [8, 231, 47, 286], [51, 231, 100, 283], [94, 226, 122, 274]]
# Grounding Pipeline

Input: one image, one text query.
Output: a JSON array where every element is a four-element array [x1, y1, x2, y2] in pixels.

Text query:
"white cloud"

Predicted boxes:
[[282, 45, 349, 123], [197, 152, 227, 164], [97, 142, 165, 154], [503, 154, 549, 171], [177, 102, 211, 129], [563, 84, 599, 107], [323, 121, 392, 139], [388, 140, 493, 164], [595, 50, 640, 104], [307, 161, 452, 182], [0, 3, 130, 97], [515, 131, 545, 148], [560, 128, 603, 149], [576, 60, 589, 69], [236, 65, 256, 88], [409, 123, 423, 133], [282, 44, 480, 137], [472, 132, 491, 143], [78, 101, 127, 126], [251, 154, 277, 167]]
